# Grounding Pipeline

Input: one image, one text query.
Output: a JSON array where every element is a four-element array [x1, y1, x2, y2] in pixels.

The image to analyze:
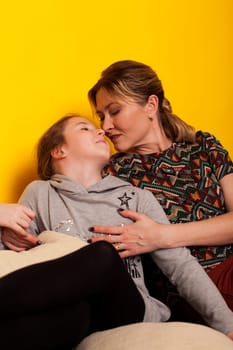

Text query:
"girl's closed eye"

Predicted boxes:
[[79, 124, 96, 131]]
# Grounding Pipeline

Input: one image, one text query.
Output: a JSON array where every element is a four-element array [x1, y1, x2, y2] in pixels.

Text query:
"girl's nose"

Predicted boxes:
[[96, 128, 105, 136]]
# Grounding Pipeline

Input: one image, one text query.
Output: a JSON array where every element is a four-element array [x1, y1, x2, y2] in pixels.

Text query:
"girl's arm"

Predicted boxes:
[[151, 245, 233, 335]]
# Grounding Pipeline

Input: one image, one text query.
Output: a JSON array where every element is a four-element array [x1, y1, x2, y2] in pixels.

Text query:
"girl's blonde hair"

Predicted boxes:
[[37, 114, 81, 180]]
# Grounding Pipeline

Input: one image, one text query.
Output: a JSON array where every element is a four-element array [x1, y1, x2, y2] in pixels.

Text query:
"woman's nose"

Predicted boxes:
[[101, 117, 113, 132]]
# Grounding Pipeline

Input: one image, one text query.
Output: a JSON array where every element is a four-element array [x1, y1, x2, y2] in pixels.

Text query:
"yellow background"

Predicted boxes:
[[0, 0, 232, 202]]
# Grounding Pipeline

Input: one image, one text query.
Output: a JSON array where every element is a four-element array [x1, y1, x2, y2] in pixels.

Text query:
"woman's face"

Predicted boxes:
[[95, 88, 157, 152], [61, 117, 110, 164]]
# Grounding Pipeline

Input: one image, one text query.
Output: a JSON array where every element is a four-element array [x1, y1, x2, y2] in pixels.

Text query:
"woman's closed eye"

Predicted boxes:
[[109, 108, 120, 116], [96, 107, 121, 121]]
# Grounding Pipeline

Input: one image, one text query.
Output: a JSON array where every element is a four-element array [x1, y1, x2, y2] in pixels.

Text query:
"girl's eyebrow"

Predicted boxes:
[[76, 121, 89, 125], [75, 121, 92, 127], [74, 121, 97, 129]]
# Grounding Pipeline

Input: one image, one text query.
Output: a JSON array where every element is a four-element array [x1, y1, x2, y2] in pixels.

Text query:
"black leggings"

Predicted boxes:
[[0, 241, 145, 350]]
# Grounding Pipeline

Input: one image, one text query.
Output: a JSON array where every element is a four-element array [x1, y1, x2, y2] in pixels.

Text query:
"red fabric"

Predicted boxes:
[[208, 255, 233, 310]]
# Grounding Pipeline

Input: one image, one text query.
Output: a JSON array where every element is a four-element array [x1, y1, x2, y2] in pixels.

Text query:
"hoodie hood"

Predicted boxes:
[[49, 174, 130, 200]]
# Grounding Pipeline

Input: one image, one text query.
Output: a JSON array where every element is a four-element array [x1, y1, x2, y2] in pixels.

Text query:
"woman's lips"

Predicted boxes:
[[110, 134, 121, 143]]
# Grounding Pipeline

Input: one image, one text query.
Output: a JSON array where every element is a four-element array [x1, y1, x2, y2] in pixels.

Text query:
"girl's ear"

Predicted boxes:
[[145, 95, 159, 118], [51, 146, 67, 159]]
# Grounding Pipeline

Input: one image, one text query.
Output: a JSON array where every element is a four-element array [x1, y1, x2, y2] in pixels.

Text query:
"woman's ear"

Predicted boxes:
[[145, 95, 159, 118], [51, 146, 67, 160]]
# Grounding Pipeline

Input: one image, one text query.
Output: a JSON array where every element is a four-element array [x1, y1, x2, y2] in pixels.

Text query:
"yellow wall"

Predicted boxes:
[[0, 0, 232, 202]]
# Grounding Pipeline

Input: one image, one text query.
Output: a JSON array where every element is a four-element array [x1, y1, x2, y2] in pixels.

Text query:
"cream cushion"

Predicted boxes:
[[76, 322, 233, 350], [0, 231, 87, 277]]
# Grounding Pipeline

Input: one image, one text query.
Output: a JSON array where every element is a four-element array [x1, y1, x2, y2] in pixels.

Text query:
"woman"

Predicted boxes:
[[87, 59, 233, 311], [2, 114, 233, 341]]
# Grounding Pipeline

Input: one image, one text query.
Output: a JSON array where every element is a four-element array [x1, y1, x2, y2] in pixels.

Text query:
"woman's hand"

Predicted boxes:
[[0, 203, 39, 251], [89, 209, 170, 258]]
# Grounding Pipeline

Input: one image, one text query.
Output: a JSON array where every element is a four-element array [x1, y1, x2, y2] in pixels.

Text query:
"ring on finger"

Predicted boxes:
[[114, 243, 121, 250]]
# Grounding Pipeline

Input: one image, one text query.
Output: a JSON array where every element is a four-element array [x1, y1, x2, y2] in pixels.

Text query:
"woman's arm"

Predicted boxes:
[[90, 174, 233, 257], [89, 210, 233, 258]]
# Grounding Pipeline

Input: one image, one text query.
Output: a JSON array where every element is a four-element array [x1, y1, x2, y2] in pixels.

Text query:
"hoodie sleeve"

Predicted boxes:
[[137, 189, 233, 334]]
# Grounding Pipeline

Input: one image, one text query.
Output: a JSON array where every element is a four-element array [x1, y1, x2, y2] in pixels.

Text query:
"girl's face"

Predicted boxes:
[[60, 117, 110, 165], [95, 88, 158, 153]]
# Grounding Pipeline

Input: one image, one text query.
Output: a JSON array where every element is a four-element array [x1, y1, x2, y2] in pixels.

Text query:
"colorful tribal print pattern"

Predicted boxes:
[[104, 131, 233, 270]]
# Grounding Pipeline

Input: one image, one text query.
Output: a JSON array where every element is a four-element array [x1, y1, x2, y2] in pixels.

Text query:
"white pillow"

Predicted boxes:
[[0, 231, 87, 278], [76, 322, 233, 350]]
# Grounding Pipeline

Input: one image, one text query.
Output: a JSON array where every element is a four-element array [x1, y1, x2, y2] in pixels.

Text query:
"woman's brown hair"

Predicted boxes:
[[88, 60, 195, 143]]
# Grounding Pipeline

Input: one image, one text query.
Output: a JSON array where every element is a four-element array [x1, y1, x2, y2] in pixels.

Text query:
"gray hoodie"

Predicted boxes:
[[19, 174, 233, 333]]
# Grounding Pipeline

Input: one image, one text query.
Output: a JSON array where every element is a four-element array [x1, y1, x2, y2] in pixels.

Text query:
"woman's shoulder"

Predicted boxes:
[[195, 130, 224, 148]]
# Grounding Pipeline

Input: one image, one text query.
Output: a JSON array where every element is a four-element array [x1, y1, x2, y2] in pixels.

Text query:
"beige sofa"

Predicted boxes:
[[76, 322, 233, 350], [1, 231, 232, 349]]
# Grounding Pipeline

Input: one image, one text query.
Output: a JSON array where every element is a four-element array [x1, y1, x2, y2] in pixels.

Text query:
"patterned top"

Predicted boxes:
[[104, 131, 233, 271]]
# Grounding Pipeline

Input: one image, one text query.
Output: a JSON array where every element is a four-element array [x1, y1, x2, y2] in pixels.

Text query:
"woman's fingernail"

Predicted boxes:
[[36, 240, 42, 245], [88, 227, 94, 232], [87, 239, 92, 243], [117, 208, 124, 212]]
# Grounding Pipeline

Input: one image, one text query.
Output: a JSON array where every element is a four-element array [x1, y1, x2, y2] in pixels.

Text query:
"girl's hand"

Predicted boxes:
[[0, 203, 39, 251], [227, 330, 233, 340], [1, 228, 39, 251], [0, 203, 35, 231]]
